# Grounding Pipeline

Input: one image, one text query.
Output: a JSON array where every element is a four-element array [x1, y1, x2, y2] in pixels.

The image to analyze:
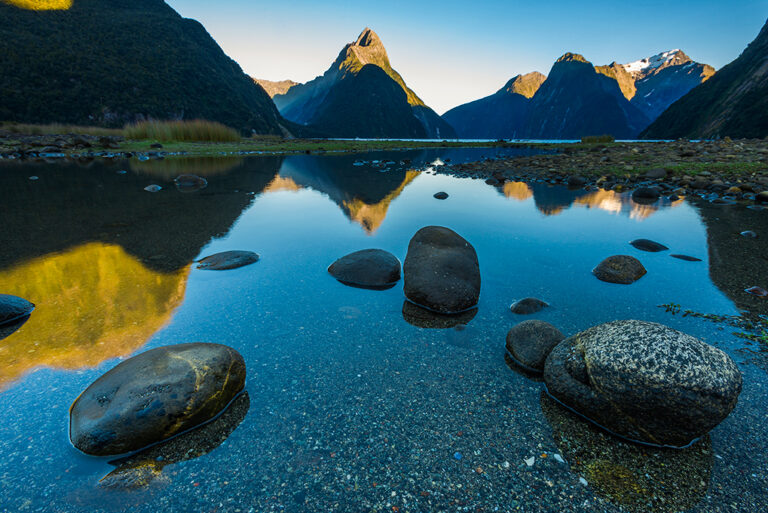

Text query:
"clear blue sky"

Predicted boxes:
[[167, 0, 766, 114]]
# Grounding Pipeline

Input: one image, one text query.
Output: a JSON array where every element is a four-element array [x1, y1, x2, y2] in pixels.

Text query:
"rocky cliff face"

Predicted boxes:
[[442, 72, 546, 139], [0, 0, 286, 134], [254, 79, 299, 98], [273, 28, 456, 139], [643, 20, 768, 139]]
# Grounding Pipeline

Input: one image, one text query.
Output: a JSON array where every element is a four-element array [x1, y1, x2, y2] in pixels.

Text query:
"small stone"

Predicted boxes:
[[567, 175, 586, 187], [144, 184, 162, 193], [453, 452, 462, 460], [745, 286, 768, 297], [671, 254, 702, 262], [630, 239, 669, 252], [510, 297, 549, 315], [593, 255, 647, 284], [554, 454, 565, 464], [174, 174, 208, 193], [644, 168, 668, 179], [632, 187, 661, 203], [755, 191, 768, 204], [525, 457, 535, 467], [29, 176, 38, 181], [579, 477, 589, 486], [741, 231, 758, 238], [116, 170, 127, 175], [433, 192, 449, 200], [197, 250, 260, 271]]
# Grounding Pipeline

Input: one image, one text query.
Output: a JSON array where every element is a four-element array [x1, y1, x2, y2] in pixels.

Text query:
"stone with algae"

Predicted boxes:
[[70, 343, 246, 456]]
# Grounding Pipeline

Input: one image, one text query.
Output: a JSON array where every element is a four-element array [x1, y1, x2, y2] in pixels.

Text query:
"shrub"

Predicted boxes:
[[124, 120, 241, 143], [581, 135, 616, 144]]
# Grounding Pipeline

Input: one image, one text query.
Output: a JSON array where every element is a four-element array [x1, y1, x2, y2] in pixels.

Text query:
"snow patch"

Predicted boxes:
[[622, 49, 682, 75]]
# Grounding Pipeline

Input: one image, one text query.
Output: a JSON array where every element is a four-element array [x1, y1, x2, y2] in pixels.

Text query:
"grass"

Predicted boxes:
[[581, 135, 616, 144], [0, 122, 121, 137], [124, 120, 241, 143]]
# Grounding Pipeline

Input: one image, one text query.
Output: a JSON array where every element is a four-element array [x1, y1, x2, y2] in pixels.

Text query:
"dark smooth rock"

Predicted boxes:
[[543, 320, 742, 447], [630, 239, 669, 252], [327, 249, 401, 290], [745, 286, 768, 297], [631, 187, 660, 203], [150, 143, 164, 149], [403, 226, 481, 314], [567, 175, 586, 187], [197, 251, 259, 270], [0, 314, 31, 342], [592, 255, 647, 284], [70, 343, 246, 456], [671, 254, 703, 262], [174, 174, 208, 193], [510, 297, 549, 315], [402, 300, 477, 329], [0, 294, 35, 327], [433, 192, 449, 200], [754, 191, 768, 204], [506, 320, 565, 374], [740, 231, 758, 238]]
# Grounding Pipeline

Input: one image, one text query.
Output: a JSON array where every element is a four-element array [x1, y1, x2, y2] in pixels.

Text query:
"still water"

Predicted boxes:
[[0, 149, 766, 512]]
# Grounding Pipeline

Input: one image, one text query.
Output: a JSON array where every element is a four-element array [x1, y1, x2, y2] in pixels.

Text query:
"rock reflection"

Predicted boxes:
[[540, 392, 712, 512], [499, 181, 681, 219], [0, 243, 189, 388], [129, 156, 245, 180], [100, 392, 250, 490], [402, 300, 477, 329]]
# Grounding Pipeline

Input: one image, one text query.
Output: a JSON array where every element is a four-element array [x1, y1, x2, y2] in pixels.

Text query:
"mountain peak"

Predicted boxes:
[[355, 27, 381, 47], [556, 52, 590, 64], [501, 72, 547, 98], [622, 49, 692, 78]]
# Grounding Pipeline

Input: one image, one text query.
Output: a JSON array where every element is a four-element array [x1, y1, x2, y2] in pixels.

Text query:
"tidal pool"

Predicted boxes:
[[0, 148, 766, 512]]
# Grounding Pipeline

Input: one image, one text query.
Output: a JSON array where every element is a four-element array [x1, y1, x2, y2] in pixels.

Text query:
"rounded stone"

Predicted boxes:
[[632, 187, 661, 203], [629, 239, 669, 252], [0, 294, 35, 327], [403, 226, 481, 314], [197, 251, 259, 271], [671, 254, 703, 262], [433, 191, 449, 200], [174, 174, 208, 193], [328, 249, 401, 289], [70, 343, 246, 456], [510, 297, 549, 315], [593, 255, 647, 284], [755, 191, 768, 204], [506, 320, 565, 373], [543, 320, 742, 447]]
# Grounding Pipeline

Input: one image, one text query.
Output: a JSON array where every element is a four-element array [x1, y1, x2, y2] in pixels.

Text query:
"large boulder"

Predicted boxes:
[[506, 320, 565, 373], [543, 320, 742, 447], [403, 226, 480, 314], [328, 249, 401, 289], [0, 294, 34, 327], [592, 255, 646, 284], [70, 343, 246, 456]]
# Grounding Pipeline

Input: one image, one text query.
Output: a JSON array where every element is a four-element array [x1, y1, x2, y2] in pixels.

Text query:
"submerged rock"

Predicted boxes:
[[543, 320, 742, 447], [328, 249, 401, 289], [593, 255, 647, 284], [629, 239, 669, 252], [70, 343, 246, 456], [403, 226, 480, 314], [506, 320, 565, 374], [0, 294, 35, 327], [197, 250, 260, 271], [143, 185, 162, 193], [402, 300, 477, 329], [510, 297, 549, 315], [174, 174, 208, 193], [433, 191, 449, 200]]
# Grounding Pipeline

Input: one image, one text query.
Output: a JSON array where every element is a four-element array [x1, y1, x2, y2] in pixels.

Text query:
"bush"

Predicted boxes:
[[581, 135, 616, 144], [124, 120, 241, 143]]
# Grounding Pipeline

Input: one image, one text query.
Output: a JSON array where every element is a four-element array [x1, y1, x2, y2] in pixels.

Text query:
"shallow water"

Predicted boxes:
[[0, 148, 767, 512]]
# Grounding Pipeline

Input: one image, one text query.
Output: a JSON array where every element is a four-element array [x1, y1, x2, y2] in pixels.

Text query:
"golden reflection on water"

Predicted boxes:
[[0, 243, 189, 388], [264, 175, 302, 193], [2, 0, 72, 10], [502, 182, 533, 202], [342, 170, 419, 234]]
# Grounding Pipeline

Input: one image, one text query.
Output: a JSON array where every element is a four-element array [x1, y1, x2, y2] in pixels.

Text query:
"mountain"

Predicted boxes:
[[598, 50, 715, 120], [643, 20, 768, 139], [254, 79, 299, 98], [441, 72, 546, 139], [273, 28, 456, 139], [523, 53, 650, 139], [0, 0, 285, 134]]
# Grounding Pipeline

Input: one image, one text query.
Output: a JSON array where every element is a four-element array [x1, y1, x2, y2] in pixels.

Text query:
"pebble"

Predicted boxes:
[[29, 176, 38, 181], [144, 184, 162, 192], [116, 170, 127, 175], [579, 477, 589, 486], [453, 452, 462, 460], [525, 457, 535, 467], [741, 231, 758, 238], [554, 454, 564, 464]]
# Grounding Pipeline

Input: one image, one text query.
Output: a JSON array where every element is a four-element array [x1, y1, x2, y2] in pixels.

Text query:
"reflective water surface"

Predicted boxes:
[[0, 148, 766, 512]]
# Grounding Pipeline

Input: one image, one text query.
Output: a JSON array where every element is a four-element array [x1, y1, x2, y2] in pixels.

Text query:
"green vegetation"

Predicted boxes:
[[0, 121, 121, 137], [124, 120, 241, 143], [0, 0, 282, 134], [581, 135, 616, 144]]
